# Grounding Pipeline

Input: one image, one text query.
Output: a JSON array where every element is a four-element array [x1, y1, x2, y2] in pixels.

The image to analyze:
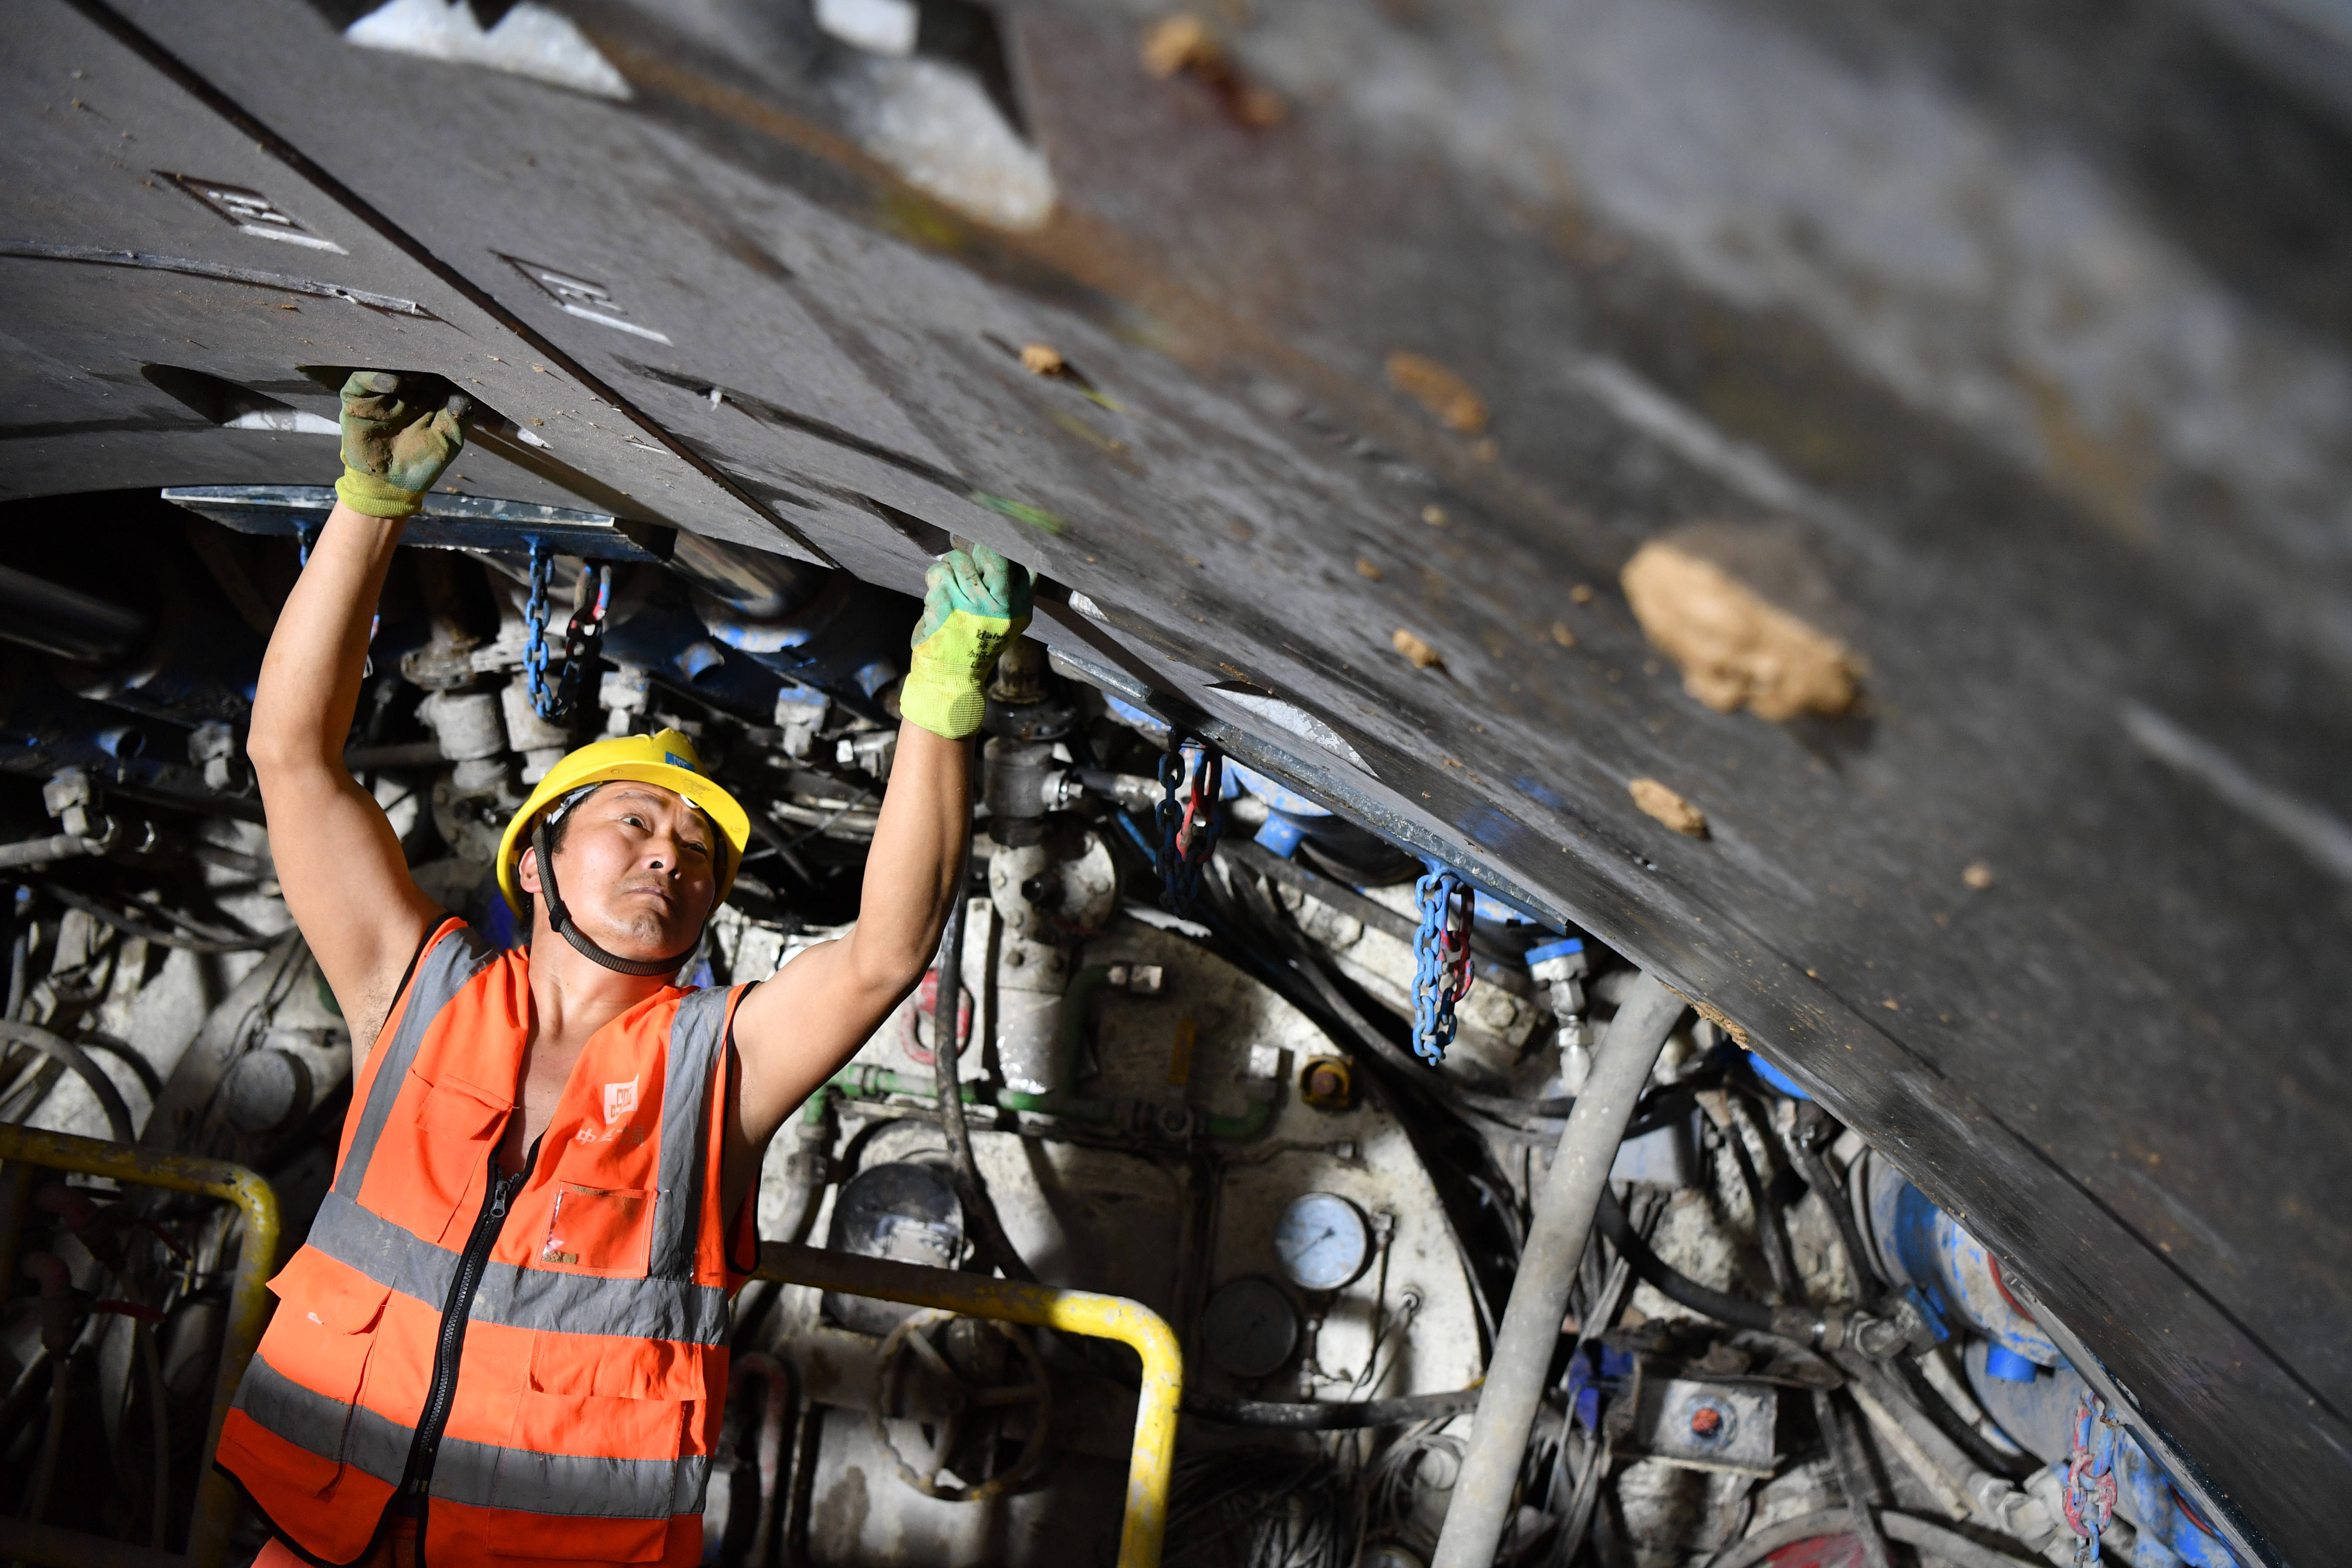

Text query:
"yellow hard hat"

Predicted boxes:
[[496, 728, 753, 917]]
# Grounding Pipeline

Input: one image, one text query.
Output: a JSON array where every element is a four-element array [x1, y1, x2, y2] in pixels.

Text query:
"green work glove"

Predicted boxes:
[[334, 370, 468, 519], [900, 543, 1033, 740]]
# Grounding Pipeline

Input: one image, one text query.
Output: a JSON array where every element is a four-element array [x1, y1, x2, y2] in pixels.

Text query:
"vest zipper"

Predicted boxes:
[[401, 1145, 526, 1497]]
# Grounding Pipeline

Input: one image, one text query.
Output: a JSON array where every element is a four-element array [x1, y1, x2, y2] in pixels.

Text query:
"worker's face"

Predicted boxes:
[[520, 784, 719, 961]]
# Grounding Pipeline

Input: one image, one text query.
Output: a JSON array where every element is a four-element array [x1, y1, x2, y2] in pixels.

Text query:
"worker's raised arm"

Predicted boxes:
[[248, 372, 465, 1065], [729, 545, 1029, 1149]]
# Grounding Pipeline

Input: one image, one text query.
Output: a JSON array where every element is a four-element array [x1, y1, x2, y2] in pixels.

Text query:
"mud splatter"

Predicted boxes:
[[1630, 776, 1707, 837], [1386, 351, 1488, 435], [1620, 539, 1858, 721], [1392, 628, 1442, 669]]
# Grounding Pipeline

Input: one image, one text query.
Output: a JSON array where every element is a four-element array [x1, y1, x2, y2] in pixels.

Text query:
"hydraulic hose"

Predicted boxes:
[[928, 850, 1038, 1285], [1787, 1102, 1884, 1310], [1431, 970, 1688, 1568], [1593, 1184, 1779, 1334]]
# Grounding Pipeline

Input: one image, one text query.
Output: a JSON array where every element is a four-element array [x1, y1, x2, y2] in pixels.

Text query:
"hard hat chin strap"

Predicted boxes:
[[531, 822, 703, 979]]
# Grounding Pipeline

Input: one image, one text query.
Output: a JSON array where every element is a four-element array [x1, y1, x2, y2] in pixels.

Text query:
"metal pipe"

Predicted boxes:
[[0, 833, 96, 870], [1184, 1386, 1481, 1429], [0, 1123, 279, 1568], [0, 565, 150, 665], [1430, 970, 1687, 1568], [755, 1239, 1182, 1568]]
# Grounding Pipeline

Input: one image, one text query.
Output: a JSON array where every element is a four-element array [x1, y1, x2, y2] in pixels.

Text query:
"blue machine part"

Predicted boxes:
[[1524, 936, 1584, 966], [1470, 888, 1540, 925], [688, 574, 909, 721], [1254, 813, 1308, 857], [604, 599, 784, 722], [1862, 1154, 2061, 1367], [1105, 694, 1172, 746], [1963, 1342, 2241, 1568], [1225, 758, 1332, 817], [1743, 1048, 1813, 1102], [1983, 1343, 2041, 1383], [1562, 1340, 1639, 1434]]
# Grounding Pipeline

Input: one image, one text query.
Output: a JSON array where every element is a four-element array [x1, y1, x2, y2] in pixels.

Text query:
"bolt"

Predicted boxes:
[[1690, 1406, 1723, 1437]]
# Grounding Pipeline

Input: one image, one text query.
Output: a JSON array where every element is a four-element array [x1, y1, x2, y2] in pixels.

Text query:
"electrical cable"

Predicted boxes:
[[0, 1018, 137, 1143], [41, 882, 285, 953]]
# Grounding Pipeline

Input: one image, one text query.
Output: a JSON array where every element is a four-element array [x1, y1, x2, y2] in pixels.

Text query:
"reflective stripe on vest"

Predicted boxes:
[[218, 920, 746, 1568], [235, 1355, 711, 1518]]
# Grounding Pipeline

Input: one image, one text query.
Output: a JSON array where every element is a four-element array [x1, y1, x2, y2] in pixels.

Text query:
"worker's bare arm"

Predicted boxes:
[[248, 501, 442, 1068], [727, 721, 966, 1152]]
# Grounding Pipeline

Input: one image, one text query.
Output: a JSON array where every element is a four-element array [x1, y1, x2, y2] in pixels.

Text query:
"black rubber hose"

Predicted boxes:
[[0, 1019, 136, 1143], [1787, 1105, 1884, 1310], [1184, 1386, 1482, 1429], [1721, 1095, 1801, 1300], [1592, 1184, 1778, 1334]]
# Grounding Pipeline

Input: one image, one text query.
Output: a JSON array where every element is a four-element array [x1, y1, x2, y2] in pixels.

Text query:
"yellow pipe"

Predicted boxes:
[[756, 1240, 1183, 1568], [0, 1123, 280, 1568]]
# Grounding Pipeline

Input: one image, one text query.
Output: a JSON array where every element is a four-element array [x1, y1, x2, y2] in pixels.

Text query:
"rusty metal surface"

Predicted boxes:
[[3, 0, 2349, 1558]]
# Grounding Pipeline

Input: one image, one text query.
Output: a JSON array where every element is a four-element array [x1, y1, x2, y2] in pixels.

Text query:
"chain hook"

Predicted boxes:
[[522, 541, 609, 723], [1155, 735, 1223, 914], [2062, 1390, 2121, 1564], [1411, 863, 1475, 1064]]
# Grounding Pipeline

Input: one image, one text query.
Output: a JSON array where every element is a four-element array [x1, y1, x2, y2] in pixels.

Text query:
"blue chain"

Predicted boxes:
[[1412, 864, 1474, 1064], [1155, 737, 1223, 914], [523, 537, 557, 720], [2062, 1391, 2120, 1563]]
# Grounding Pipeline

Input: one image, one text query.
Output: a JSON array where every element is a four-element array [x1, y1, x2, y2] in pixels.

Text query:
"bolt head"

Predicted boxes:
[[1690, 1406, 1724, 1437]]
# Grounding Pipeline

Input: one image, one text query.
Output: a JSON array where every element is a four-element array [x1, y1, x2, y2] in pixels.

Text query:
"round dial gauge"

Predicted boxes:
[[1202, 1275, 1300, 1378], [1273, 1192, 1372, 1291]]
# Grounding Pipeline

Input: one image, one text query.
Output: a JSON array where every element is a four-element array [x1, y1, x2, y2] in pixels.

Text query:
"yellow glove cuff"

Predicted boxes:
[[900, 610, 1025, 740], [335, 466, 425, 520]]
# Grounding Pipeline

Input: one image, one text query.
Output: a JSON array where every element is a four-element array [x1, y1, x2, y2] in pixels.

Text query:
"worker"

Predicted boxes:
[[215, 371, 1028, 1566]]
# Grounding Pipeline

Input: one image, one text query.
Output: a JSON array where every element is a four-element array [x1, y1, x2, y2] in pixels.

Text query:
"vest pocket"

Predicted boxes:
[[252, 1247, 395, 1495], [416, 1073, 511, 1138], [540, 1182, 655, 1277]]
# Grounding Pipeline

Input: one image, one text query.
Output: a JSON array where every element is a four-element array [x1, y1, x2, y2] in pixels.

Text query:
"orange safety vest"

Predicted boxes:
[[218, 919, 756, 1567]]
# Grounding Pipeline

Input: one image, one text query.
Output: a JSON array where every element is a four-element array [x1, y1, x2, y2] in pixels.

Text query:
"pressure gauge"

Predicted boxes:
[[1273, 1192, 1372, 1292], [1202, 1275, 1300, 1378]]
